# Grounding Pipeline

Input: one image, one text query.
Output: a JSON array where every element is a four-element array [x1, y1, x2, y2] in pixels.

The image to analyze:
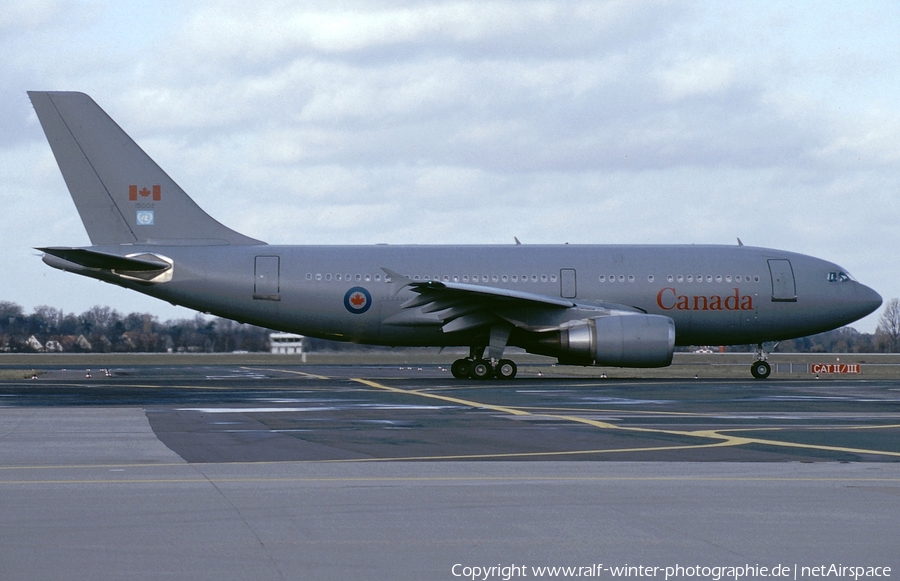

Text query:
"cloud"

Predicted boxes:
[[654, 56, 737, 101], [1, 0, 898, 332]]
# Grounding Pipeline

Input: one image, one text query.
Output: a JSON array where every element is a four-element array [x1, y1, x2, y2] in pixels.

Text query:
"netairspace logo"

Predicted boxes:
[[450, 563, 893, 580]]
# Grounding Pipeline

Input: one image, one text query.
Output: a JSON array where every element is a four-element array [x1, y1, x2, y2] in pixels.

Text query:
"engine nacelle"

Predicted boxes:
[[553, 314, 676, 367]]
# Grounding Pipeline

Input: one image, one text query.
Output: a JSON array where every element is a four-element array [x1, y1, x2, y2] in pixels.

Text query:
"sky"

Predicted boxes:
[[1, 0, 898, 332]]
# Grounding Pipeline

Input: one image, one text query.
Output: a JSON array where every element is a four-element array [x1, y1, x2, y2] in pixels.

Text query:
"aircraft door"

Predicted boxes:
[[560, 269, 577, 299], [254, 255, 281, 301], [768, 259, 796, 302]]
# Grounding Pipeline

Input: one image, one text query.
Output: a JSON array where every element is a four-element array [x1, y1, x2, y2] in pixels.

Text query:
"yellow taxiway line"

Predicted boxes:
[[351, 377, 900, 459]]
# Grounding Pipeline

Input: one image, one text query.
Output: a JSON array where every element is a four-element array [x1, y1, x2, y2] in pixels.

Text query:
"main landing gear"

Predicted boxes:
[[451, 356, 518, 379], [750, 342, 771, 379], [451, 344, 518, 380]]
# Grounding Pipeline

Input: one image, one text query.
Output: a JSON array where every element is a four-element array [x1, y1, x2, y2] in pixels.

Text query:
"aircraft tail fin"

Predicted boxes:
[[28, 91, 263, 246]]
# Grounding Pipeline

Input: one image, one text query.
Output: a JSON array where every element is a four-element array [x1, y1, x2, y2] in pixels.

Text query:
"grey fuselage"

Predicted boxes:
[[47, 243, 882, 349]]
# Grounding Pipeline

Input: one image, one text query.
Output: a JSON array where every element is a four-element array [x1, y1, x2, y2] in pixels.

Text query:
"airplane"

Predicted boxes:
[[28, 91, 882, 380]]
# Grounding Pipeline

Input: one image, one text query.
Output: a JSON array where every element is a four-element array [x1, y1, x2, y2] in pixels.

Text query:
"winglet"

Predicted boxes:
[[381, 267, 411, 295]]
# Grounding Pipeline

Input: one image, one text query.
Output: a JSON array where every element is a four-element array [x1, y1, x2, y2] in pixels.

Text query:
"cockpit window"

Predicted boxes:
[[827, 271, 855, 283]]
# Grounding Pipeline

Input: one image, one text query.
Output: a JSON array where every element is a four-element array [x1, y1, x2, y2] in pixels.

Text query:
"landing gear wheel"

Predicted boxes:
[[750, 360, 771, 379], [495, 359, 517, 380], [451, 359, 472, 379], [471, 359, 494, 379]]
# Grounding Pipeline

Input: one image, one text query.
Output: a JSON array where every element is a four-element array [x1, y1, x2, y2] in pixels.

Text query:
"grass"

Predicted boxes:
[[1, 351, 899, 379], [0, 369, 42, 380]]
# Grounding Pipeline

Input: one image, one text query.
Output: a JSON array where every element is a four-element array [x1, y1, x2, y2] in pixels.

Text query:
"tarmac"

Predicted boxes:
[[1, 363, 899, 580]]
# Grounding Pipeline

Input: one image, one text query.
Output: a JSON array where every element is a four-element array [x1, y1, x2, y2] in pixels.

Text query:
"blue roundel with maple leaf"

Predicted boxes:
[[343, 287, 372, 314]]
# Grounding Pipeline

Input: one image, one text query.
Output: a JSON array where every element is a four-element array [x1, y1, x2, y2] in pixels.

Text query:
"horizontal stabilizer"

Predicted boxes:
[[38, 247, 170, 271]]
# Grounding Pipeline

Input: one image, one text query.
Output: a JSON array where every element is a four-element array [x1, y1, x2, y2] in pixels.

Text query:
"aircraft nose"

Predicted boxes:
[[857, 283, 882, 318], [860, 284, 883, 315]]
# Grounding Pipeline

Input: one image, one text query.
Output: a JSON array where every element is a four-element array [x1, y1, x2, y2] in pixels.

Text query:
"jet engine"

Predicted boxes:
[[527, 314, 676, 367]]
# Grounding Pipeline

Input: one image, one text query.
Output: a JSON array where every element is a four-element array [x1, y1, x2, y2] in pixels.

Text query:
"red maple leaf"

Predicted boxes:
[[350, 293, 366, 307]]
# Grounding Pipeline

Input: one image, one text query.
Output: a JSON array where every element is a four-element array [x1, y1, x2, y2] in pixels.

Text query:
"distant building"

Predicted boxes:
[[270, 333, 305, 355], [55, 335, 93, 352], [26, 335, 44, 352]]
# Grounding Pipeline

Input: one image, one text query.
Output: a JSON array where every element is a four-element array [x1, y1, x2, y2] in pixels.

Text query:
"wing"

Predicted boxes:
[[381, 268, 641, 334]]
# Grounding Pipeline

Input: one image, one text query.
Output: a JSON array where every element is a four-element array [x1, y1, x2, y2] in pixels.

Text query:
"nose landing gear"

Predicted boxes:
[[750, 360, 771, 379], [750, 342, 772, 379]]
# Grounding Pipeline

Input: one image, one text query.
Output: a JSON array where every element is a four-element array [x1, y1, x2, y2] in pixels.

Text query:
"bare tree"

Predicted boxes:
[[877, 298, 900, 352]]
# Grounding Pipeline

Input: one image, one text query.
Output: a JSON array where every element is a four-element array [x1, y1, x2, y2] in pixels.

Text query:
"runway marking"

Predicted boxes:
[[351, 378, 900, 460], [4, 473, 900, 485], [351, 378, 531, 416], [248, 367, 331, 380], [0, 382, 240, 391]]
